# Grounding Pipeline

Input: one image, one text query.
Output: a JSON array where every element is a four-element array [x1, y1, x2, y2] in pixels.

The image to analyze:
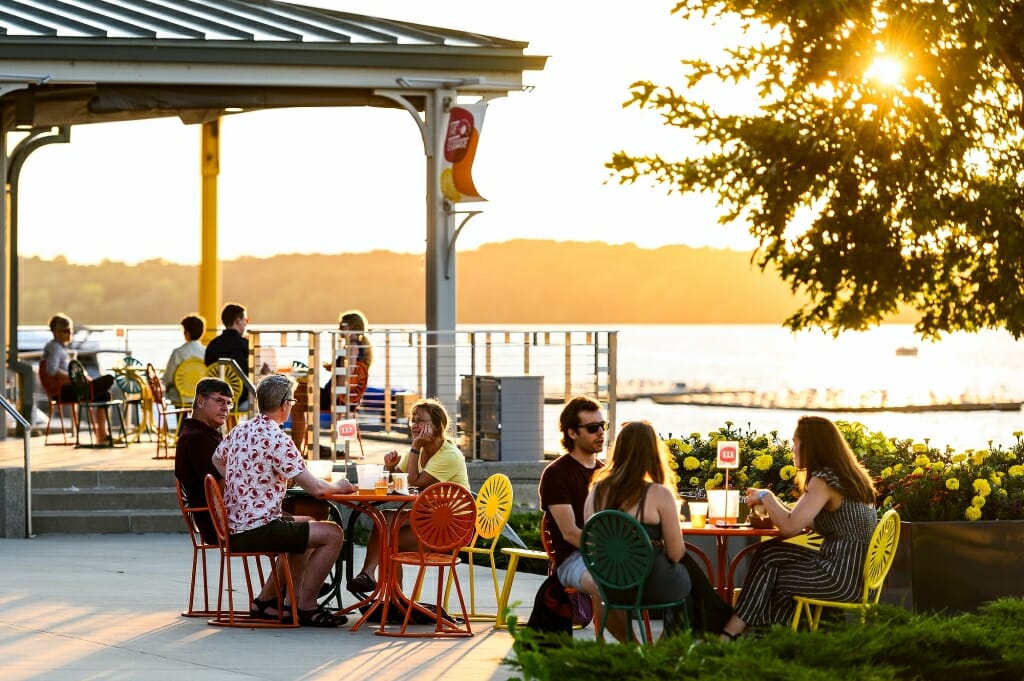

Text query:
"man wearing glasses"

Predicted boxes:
[[212, 373, 356, 627], [537, 395, 608, 631], [174, 377, 234, 544]]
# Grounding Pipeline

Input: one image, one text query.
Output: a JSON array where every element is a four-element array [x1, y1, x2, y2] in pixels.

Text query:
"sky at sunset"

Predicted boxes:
[[15, 1, 759, 265]]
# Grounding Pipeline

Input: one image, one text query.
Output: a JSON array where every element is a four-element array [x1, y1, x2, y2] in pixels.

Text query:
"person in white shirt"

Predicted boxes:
[[163, 313, 206, 404]]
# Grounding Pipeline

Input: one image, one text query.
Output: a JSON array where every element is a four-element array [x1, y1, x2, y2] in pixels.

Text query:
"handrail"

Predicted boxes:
[[0, 393, 34, 537]]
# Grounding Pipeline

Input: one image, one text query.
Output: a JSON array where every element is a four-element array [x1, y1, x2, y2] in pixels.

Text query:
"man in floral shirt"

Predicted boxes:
[[212, 373, 355, 627]]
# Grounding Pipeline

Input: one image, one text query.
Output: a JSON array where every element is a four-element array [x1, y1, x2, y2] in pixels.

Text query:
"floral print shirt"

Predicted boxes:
[[214, 413, 305, 534]]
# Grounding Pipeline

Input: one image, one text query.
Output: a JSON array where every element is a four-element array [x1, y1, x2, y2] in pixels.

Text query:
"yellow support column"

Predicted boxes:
[[199, 119, 221, 344]]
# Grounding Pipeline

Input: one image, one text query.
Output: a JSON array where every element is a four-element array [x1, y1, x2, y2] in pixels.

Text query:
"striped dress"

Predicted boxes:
[[733, 468, 878, 626]]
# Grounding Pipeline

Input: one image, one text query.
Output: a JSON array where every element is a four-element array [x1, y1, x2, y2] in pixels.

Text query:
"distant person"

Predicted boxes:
[[205, 302, 249, 377], [39, 312, 116, 442], [319, 309, 374, 411], [163, 313, 206, 405], [347, 397, 468, 595], [536, 396, 605, 635], [205, 302, 249, 409], [174, 376, 233, 544], [212, 373, 355, 627], [720, 415, 878, 641]]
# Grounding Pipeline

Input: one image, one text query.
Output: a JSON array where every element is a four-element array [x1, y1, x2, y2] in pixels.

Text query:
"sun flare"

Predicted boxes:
[[866, 55, 904, 86]]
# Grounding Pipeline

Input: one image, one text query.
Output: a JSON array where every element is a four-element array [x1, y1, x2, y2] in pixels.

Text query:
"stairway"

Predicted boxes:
[[31, 469, 182, 534]]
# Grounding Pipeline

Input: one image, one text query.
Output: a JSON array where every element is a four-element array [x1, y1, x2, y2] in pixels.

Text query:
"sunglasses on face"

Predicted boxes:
[[578, 420, 609, 434]]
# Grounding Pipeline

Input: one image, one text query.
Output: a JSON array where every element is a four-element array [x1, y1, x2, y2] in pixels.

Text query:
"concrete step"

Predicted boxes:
[[33, 486, 177, 511], [29, 468, 184, 535], [32, 509, 183, 534]]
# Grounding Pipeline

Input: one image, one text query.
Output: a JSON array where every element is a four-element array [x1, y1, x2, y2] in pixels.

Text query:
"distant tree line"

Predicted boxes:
[[18, 239, 916, 328]]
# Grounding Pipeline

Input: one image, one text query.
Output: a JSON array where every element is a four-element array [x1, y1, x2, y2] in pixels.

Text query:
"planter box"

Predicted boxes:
[[883, 520, 1024, 614]]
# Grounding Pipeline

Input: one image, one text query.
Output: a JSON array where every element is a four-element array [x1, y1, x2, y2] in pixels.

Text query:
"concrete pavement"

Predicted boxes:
[[0, 533, 555, 681]]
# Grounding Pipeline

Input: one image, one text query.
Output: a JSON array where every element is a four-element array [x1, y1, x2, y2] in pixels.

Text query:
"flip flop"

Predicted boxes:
[[298, 606, 348, 628]]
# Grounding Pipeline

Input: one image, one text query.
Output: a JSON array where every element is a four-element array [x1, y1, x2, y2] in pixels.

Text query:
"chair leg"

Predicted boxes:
[[495, 553, 522, 629]]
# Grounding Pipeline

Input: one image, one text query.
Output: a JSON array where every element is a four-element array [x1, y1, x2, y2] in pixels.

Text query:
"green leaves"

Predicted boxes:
[[610, 1, 1024, 338]]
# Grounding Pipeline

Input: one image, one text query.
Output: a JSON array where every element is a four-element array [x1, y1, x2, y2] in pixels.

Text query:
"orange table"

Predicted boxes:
[[325, 491, 417, 632], [681, 522, 779, 602]]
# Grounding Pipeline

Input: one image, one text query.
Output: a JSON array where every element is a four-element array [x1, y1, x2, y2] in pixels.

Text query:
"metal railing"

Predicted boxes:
[[250, 328, 618, 460], [0, 393, 34, 537]]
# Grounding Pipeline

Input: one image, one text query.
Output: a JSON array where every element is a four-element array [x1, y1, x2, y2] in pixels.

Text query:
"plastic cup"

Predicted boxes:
[[689, 502, 708, 529], [392, 472, 409, 494], [307, 460, 333, 482], [374, 472, 389, 495]]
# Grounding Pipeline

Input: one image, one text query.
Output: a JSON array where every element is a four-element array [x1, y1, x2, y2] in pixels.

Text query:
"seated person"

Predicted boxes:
[[212, 373, 356, 627], [319, 309, 373, 411], [346, 397, 469, 594], [164, 313, 206, 405], [174, 377, 233, 544], [40, 312, 116, 442]]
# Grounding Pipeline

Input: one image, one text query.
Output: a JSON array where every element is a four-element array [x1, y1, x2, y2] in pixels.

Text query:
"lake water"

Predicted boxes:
[[59, 323, 1024, 453]]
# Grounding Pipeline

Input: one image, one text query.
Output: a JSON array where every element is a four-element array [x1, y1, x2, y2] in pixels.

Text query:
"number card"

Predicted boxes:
[[337, 419, 358, 440], [716, 440, 740, 469]]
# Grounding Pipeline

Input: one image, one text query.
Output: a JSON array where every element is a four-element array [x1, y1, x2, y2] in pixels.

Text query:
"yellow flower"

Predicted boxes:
[[912, 467, 924, 476], [972, 479, 991, 497], [912, 443, 928, 453], [713, 472, 723, 485], [971, 451, 987, 466], [780, 465, 797, 481], [972, 495, 986, 508], [689, 476, 700, 486], [1009, 465, 1024, 478], [880, 467, 893, 479], [690, 433, 701, 440], [989, 473, 1001, 487], [914, 454, 931, 467], [882, 496, 893, 508], [945, 478, 959, 491], [965, 506, 982, 521], [753, 454, 774, 471], [677, 443, 693, 454], [952, 453, 968, 464], [893, 463, 903, 472], [683, 456, 700, 471]]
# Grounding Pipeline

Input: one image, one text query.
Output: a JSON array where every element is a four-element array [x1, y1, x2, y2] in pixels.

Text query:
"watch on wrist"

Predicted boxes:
[[758, 490, 770, 502]]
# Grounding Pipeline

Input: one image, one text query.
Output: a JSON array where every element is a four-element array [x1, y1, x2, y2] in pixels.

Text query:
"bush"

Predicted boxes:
[[503, 598, 1024, 680], [665, 421, 1024, 522]]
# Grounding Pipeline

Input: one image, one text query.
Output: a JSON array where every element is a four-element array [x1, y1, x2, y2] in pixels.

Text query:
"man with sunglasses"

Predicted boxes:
[[174, 377, 234, 544], [537, 395, 609, 633]]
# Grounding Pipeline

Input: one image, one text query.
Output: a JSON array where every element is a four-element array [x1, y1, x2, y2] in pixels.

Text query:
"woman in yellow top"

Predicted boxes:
[[347, 397, 469, 594]]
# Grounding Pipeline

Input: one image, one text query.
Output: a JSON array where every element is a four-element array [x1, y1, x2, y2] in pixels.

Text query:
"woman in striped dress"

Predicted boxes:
[[720, 416, 878, 641]]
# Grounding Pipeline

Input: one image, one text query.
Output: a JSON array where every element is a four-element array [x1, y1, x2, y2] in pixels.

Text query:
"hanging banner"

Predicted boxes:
[[440, 102, 487, 203]]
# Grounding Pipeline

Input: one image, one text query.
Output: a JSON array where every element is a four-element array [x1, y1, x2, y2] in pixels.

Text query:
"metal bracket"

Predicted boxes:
[[445, 206, 483, 280]]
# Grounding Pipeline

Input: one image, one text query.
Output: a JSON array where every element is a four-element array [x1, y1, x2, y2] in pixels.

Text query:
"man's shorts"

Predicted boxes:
[[556, 550, 588, 590], [229, 518, 310, 554]]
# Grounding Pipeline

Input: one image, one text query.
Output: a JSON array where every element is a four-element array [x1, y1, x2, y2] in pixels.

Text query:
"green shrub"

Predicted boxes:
[[503, 599, 1024, 681]]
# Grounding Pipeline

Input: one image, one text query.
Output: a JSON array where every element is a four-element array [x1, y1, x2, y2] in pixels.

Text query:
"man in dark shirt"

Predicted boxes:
[[204, 302, 249, 377], [174, 377, 233, 544], [537, 395, 608, 634]]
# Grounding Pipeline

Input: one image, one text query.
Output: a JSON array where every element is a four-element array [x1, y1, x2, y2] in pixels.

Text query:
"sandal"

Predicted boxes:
[[346, 571, 376, 595], [298, 606, 348, 628], [251, 597, 293, 623]]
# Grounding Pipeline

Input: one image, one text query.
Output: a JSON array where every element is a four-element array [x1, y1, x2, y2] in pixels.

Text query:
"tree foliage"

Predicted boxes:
[[609, 1, 1024, 339]]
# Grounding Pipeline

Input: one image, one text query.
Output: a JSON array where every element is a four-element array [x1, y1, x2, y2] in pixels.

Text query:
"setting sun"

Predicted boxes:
[[866, 54, 905, 86]]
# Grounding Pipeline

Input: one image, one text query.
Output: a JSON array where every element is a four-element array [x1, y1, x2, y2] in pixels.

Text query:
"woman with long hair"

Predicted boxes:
[[720, 415, 878, 641], [582, 421, 692, 640]]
